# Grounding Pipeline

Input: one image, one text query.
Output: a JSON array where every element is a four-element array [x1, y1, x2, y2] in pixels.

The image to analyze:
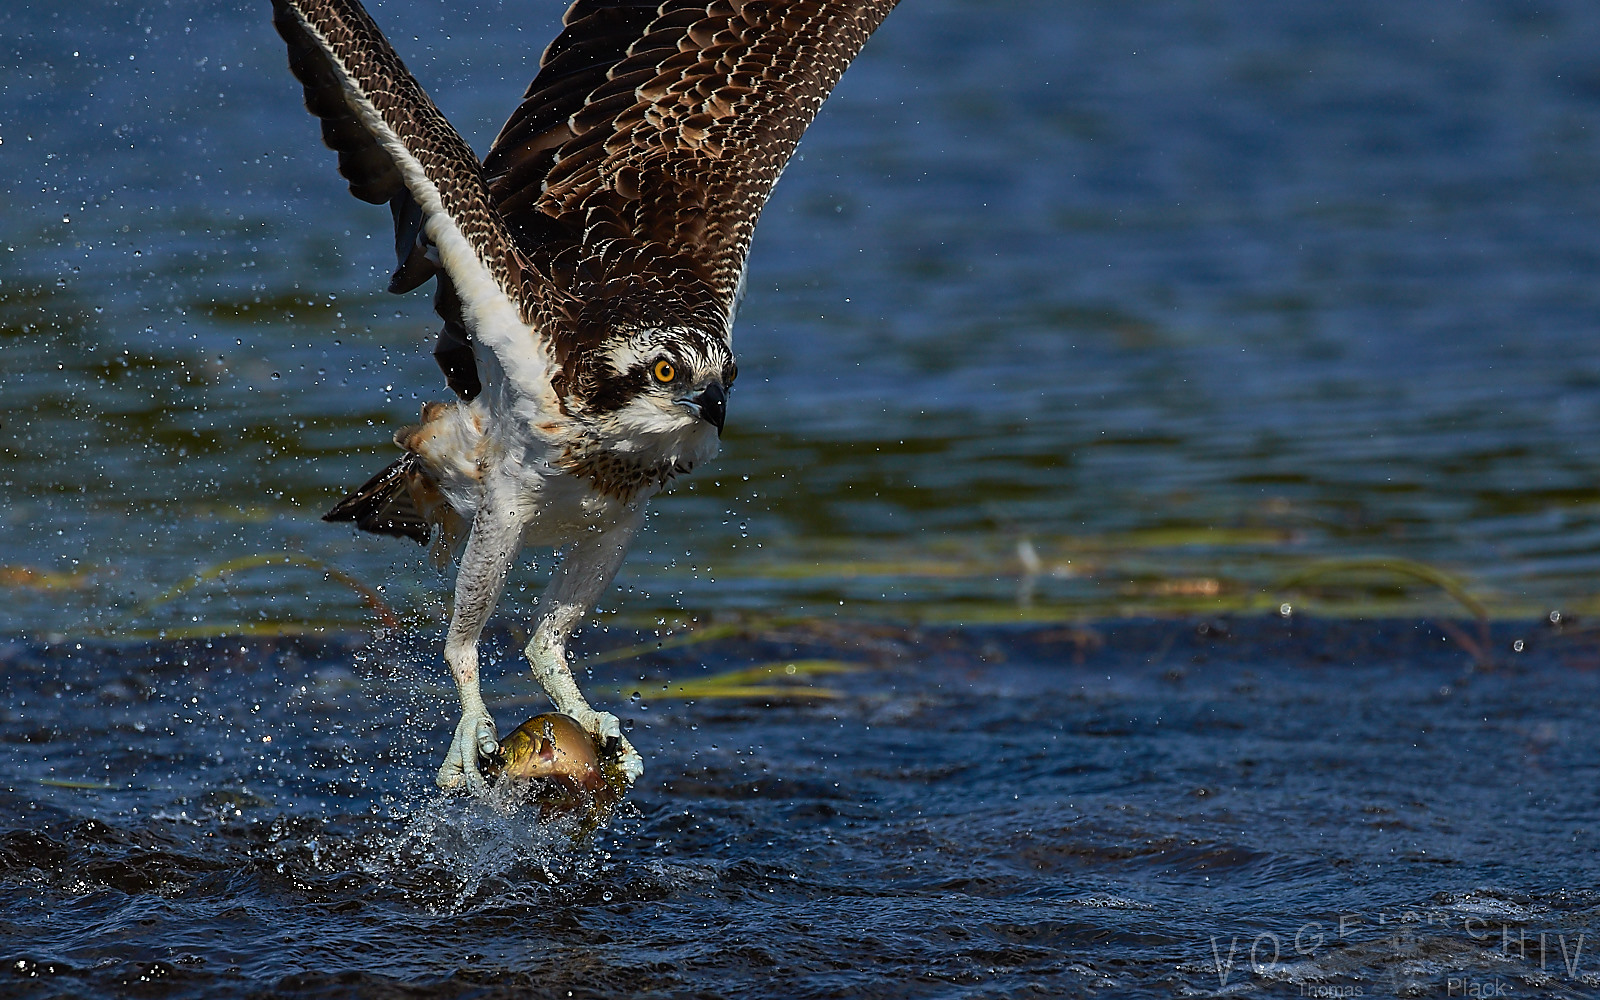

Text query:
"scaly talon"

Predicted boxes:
[[437, 705, 498, 792], [567, 708, 643, 786], [615, 737, 644, 784], [587, 709, 623, 743]]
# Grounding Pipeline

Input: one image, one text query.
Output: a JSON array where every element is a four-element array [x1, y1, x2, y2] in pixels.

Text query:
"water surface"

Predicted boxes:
[[3, 1, 1600, 631], [5, 618, 1600, 997], [3, 2, 1600, 996]]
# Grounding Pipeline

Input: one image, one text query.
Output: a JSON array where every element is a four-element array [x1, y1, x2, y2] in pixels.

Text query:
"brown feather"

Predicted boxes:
[[323, 453, 430, 544], [482, 0, 901, 338], [274, 0, 898, 474], [272, 0, 527, 314]]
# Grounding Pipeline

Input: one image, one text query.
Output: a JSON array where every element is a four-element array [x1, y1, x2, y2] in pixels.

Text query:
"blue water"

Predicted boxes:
[[5, 1, 1600, 996], [5, 619, 1600, 997], [3, 1, 1600, 630]]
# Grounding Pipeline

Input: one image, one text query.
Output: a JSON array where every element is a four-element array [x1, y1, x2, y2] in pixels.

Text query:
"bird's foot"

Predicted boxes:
[[436, 705, 499, 793], [571, 708, 644, 786]]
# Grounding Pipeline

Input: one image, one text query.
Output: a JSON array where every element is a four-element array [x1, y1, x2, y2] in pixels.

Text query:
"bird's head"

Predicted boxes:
[[563, 324, 736, 457]]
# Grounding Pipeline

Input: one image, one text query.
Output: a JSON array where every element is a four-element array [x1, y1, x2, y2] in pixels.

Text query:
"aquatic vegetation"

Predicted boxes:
[[0, 565, 92, 591], [606, 659, 860, 703], [1276, 557, 1495, 667], [130, 553, 400, 629], [1276, 557, 1488, 622], [3, 539, 1539, 647]]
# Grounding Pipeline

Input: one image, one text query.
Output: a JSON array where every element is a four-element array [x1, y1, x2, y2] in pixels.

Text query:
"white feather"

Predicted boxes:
[[292, 9, 555, 409]]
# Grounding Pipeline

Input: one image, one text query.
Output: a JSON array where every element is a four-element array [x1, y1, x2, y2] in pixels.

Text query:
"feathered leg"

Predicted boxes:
[[525, 506, 646, 784], [436, 499, 524, 792]]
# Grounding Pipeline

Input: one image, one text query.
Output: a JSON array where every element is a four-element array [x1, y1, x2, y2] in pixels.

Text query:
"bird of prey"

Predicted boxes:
[[269, 0, 899, 792]]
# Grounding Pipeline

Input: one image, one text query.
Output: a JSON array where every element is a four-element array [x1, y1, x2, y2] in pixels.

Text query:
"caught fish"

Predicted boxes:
[[484, 713, 627, 819]]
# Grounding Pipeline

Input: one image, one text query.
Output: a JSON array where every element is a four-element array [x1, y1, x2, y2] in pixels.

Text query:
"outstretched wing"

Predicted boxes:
[[274, 0, 899, 401], [271, 0, 548, 391], [483, 0, 901, 333]]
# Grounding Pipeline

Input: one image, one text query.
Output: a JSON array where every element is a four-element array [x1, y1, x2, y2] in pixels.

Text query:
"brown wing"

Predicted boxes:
[[273, 0, 563, 401], [482, 0, 901, 330], [272, 0, 526, 304]]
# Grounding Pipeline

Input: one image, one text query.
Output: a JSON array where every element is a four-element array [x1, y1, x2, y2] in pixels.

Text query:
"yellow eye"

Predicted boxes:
[[652, 360, 676, 383]]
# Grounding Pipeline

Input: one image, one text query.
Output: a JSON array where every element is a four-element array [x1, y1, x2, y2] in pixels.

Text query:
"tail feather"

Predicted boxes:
[[323, 453, 430, 544]]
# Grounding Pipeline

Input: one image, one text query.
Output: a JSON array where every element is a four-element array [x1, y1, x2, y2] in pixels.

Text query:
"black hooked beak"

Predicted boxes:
[[691, 382, 727, 436]]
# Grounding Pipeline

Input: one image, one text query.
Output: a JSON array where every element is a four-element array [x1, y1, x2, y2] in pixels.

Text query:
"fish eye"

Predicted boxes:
[[652, 359, 676, 383]]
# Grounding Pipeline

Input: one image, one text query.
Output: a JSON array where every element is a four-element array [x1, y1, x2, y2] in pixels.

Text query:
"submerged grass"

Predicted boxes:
[[1275, 556, 1495, 667], [478, 660, 858, 707], [1, 528, 1563, 645], [0, 565, 93, 590], [603, 659, 860, 702], [1276, 557, 1489, 622], [88, 553, 404, 639]]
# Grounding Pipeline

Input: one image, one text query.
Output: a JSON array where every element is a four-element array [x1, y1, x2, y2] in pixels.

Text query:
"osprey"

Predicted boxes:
[[270, 0, 899, 791]]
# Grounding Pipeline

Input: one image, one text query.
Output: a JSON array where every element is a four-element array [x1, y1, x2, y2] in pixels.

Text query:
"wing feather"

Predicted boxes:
[[272, 0, 550, 392], [482, 0, 901, 331], [274, 0, 899, 405]]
